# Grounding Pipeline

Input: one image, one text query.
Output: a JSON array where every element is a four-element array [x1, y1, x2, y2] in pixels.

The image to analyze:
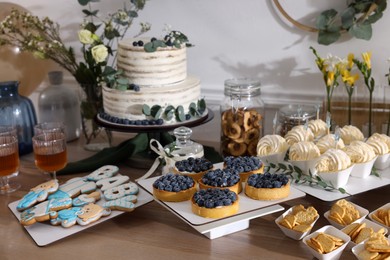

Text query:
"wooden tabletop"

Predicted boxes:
[[1, 134, 389, 260]]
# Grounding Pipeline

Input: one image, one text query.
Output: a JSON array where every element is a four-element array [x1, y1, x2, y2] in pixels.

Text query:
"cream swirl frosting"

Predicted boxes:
[[339, 125, 364, 145], [314, 148, 351, 173], [256, 134, 289, 156], [316, 134, 345, 154], [289, 141, 320, 161], [368, 133, 390, 150], [308, 119, 328, 138], [343, 141, 376, 163], [366, 137, 389, 155], [284, 125, 314, 146]]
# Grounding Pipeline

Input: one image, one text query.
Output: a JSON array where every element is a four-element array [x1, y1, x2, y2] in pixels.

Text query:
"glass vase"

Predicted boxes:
[[0, 81, 37, 155]]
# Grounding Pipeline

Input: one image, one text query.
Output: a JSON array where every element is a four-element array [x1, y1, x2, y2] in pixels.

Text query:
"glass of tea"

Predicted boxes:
[[32, 132, 67, 180], [0, 129, 21, 194]]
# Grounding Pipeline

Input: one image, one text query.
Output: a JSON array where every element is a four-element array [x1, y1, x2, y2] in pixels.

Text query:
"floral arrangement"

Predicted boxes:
[[340, 53, 359, 125], [353, 52, 375, 136], [0, 0, 149, 143]]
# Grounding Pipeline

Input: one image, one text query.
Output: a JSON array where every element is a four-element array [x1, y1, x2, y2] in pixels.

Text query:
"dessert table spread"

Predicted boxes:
[[1, 133, 389, 260]]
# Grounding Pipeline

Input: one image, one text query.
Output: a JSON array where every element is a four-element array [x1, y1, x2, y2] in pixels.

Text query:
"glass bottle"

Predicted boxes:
[[0, 81, 37, 155], [166, 126, 204, 160], [278, 104, 316, 137], [220, 78, 264, 157], [38, 71, 81, 142]]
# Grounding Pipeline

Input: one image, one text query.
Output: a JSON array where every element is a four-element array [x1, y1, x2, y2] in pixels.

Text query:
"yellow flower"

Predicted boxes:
[[326, 71, 335, 87], [362, 52, 372, 69], [347, 53, 354, 69], [341, 69, 359, 86], [91, 44, 108, 63]]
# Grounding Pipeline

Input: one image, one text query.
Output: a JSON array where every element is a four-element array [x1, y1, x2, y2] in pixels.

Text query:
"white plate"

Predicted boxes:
[[368, 202, 390, 229], [8, 187, 154, 246], [324, 201, 368, 229], [352, 236, 390, 260]]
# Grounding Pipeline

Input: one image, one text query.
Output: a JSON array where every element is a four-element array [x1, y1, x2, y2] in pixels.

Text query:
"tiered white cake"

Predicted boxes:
[[102, 35, 203, 124]]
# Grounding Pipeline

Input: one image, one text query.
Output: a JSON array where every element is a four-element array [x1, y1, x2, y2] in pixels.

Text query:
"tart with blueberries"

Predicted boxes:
[[224, 156, 264, 183], [191, 188, 239, 218], [173, 157, 214, 181], [199, 168, 241, 194], [152, 173, 197, 202], [245, 172, 290, 200]]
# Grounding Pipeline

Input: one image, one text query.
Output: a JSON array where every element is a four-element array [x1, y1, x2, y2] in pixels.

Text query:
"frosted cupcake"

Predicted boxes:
[[314, 148, 353, 188], [367, 134, 390, 170], [343, 141, 377, 178], [257, 134, 289, 166], [308, 119, 327, 139], [284, 125, 314, 146], [339, 125, 364, 145], [289, 141, 320, 175], [316, 134, 345, 154]]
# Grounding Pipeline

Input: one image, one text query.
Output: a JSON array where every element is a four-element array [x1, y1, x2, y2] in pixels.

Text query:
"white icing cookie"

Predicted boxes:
[[96, 175, 129, 191], [103, 182, 139, 201], [86, 165, 119, 181], [20, 197, 72, 226], [48, 177, 97, 199], [72, 191, 101, 207], [103, 195, 137, 212], [17, 179, 59, 212], [76, 203, 111, 226]]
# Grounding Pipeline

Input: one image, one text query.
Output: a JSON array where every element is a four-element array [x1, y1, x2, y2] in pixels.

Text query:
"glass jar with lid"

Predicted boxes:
[[278, 104, 316, 137], [220, 78, 264, 157]]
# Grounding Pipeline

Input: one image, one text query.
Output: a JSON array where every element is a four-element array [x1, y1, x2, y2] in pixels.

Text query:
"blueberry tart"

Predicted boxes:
[[152, 174, 197, 202], [224, 156, 264, 182], [173, 157, 214, 181], [199, 168, 241, 194], [245, 172, 290, 200], [191, 188, 239, 218]]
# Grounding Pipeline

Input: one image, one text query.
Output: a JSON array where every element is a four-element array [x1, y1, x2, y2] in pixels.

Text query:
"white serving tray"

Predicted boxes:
[[137, 176, 306, 239], [291, 168, 390, 202], [8, 187, 154, 247]]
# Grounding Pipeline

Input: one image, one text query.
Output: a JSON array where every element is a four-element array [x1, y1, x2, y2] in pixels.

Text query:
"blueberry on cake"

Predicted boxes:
[[173, 157, 214, 181], [245, 172, 290, 200], [224, 156, 264, 182], [199, 168, 241, 194], [191, 188, 239, 218], [152, 173, 196, 202]]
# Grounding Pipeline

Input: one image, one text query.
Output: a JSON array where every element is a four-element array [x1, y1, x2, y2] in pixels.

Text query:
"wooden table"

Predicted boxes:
[[1, 134, 389, 260]]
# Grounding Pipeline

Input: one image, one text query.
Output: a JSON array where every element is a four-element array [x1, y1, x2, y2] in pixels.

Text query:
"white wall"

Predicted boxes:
[[4, 0, 390, 143]]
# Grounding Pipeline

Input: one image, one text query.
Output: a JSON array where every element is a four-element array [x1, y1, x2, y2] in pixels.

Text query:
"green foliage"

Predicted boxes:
[[316, 0, 387, 45]]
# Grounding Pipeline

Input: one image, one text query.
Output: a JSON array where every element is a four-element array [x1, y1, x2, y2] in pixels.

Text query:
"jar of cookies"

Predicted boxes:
[[278, 105, 316, 137], [220, 78, 264, 157]]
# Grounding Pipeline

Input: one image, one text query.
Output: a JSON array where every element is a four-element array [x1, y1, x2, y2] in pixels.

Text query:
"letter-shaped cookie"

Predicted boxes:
[[103, 195, 138, 212], [86, 165, 119, 181], [51, 207, 83, 228], [104, 182, 139, 201], [72, 191, 101, 207], [96, 175, 129, 191], [48, 177, 97, 199], [20, 197, 72, 226], [17, 179, 59, 212], [76, 203, 111, 226]]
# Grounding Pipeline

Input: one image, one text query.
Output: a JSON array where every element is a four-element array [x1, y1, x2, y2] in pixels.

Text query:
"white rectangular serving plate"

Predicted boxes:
[[291, 169, 390, 202], [8, 187, 154, 247], [137, 176, 306, 239]]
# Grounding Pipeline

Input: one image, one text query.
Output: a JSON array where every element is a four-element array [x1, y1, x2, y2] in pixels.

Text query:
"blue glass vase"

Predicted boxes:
[[0, 81, 37, 155]]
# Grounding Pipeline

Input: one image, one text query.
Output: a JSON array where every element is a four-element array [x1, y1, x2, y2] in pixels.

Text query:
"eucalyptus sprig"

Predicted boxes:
[[265, 162, 350, 195]]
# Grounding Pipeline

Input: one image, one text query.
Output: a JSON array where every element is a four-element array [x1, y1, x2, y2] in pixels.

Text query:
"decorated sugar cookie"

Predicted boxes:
[[48, 177, 97, 199], [20, 197, 72, 226], [17, 179, 59, 212], [86, 165, 119, 182], [103, 182, 139, 201], [76, 203, 111, 226], [50, 207, 82, 228], [103, 195, 138, 212], [72, 191, 101, 207], [96, 175, 129, 191]]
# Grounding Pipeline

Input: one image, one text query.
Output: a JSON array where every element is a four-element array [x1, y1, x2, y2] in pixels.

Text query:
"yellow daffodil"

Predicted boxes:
[[341, 69, 359, 86], [326, 71, 335, 87], [362, 52, 372, 69], [347, 53, 354, 69]]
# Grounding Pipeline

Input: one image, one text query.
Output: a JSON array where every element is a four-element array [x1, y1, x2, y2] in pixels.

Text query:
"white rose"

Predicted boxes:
[[78, 29, 94, 45], [91, 44, 108, 63]]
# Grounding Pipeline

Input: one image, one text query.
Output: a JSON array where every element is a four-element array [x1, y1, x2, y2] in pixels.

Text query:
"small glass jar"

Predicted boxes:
[[220, 78, 264, 157], [278, 104, 316, 137]]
